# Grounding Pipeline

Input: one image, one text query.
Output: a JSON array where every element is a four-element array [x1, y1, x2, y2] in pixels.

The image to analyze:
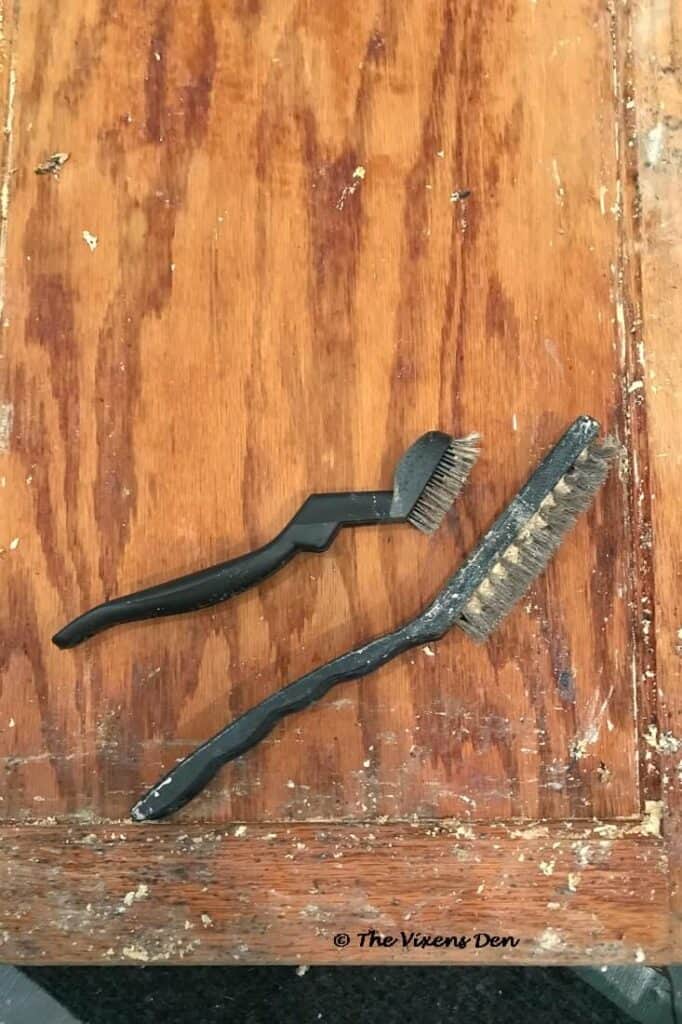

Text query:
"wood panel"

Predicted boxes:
[[0, 0, 641, 826], [2, 0, 679, 967], [0, 821, 671, 964]]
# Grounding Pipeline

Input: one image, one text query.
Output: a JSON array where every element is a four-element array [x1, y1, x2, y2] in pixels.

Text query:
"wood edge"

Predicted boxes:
[[0, 0, 17, 324], [0, 819, 672, 965], [612, 0, 660, 809], [630, 0, 682, 952]]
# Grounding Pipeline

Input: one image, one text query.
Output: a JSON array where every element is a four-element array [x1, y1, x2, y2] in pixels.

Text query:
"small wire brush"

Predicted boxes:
[[52, 430, 479, 649], [131, 415, 617, 822]]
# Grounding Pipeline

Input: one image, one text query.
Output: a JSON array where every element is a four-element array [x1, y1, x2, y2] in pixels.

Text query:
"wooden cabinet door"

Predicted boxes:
[[1, 0, 678, 963]]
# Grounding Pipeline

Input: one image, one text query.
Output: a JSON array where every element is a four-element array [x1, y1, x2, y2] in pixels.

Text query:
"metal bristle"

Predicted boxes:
[[408, 434, 480, 535], [457, 436, 619, 641]]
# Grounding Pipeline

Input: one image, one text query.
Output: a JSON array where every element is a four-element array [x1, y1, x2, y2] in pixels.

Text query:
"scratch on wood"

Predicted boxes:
[[569, 684, 615, 760]]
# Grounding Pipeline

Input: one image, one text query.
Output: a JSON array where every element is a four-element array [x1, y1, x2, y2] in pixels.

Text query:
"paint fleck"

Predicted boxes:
[[122, 945, 150, 962], [201, 914, 213, 928], [234, 825, 247, 837], [598, 185, 607, 214], [449, 189, 471, 202], [634, 947, 646, 963], [539, 859, 555, 876], [537, 928, 564, 952], [594, 823, 619, 839], [643, 724, 681, 754], [296, 964, 309, 977], [569, 736, 589, 760], [8, 536, 19, 550], [286, 780, 296, 789], [628, 379, 644, 393], [336, 167, 366, 210], [82, 230, 98, 252], [422, 645, 435, 657], [644, 122, 665, 166], [8, 718, 15, 728], [0, 402, 13, 453], [454, 825, 475, 840], [510, 825, 549, 840], [567, 872, 580, 892], [639, 800, 663, 837], [123, 882, 149, 906], [573, 843, 592, 868]]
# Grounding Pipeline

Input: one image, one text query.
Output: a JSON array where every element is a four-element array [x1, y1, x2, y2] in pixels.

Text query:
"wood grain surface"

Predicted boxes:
[[0, 0, 679, 965], [1, 0, 640, 825]]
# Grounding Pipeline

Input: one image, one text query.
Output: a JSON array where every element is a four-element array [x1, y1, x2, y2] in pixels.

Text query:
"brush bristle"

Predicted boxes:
[[456, 436, 619, 641], [408, 434, 480, 535]]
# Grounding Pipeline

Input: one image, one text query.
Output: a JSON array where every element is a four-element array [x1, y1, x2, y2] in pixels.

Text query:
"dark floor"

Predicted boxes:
[[21, 966, 641, 1024]]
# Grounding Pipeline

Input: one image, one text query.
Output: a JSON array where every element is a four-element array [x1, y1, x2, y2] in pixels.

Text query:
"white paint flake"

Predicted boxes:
[[0, 402, 13, 452]]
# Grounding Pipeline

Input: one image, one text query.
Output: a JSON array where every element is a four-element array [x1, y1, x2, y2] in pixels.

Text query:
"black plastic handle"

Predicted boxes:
[[131, 617, 432, 821], [52, 492, 394, 649], [52, 532, 301, 649]]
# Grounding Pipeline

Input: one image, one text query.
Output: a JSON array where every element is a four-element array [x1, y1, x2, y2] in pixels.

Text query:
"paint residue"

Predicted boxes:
[[0, 401, 12, 452]]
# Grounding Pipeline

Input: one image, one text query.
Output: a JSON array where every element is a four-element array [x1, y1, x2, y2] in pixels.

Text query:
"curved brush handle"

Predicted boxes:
[[52, 493, 393, 649], [52, 532, 303, 649], [131, 620, 429, 821]]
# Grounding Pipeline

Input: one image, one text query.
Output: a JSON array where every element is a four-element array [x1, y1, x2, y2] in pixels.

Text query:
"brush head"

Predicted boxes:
[[390, 431, 480, 534], [455, 435, 619, 642]]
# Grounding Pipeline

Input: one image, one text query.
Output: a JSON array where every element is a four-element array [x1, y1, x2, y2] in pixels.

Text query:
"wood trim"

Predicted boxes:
[[631, 0, 682, 954], [0, 820, 671, 964]]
